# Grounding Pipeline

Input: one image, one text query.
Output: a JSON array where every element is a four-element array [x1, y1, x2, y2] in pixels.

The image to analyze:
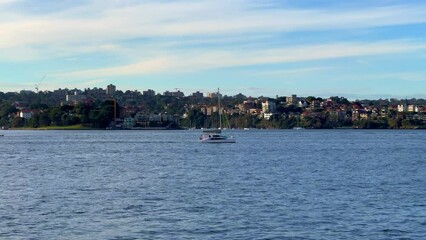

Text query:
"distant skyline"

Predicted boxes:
[[1, 0, 426, 99]]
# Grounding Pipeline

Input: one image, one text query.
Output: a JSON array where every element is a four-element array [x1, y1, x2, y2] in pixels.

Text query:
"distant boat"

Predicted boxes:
[[200, 88, 236, 143], [199, 129, 236, 143], [293, 127, 305, 130]]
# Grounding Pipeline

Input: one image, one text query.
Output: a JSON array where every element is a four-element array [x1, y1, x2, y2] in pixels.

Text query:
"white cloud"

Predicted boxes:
[[1, 1, 426, 51], [0, 0, 18, 5], [54, 40, 426, 79], [0, 47, 39, 61], [397, 73, 426, 82], [366, 72, 426, 82], [54, 57, 172, 78], [2, 0, 426, 96], [253, 67, 332, 77]]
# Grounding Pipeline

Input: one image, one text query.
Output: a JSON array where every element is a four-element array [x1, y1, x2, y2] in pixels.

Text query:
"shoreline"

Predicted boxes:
[[9, 125, 95, 130], [4, 127, 425, 131]]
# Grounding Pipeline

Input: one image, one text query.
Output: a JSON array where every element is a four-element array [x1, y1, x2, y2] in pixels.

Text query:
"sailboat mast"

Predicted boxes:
[[217, 88, 221, 130]]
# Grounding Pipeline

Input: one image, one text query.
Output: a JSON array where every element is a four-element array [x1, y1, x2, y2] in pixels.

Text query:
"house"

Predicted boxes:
[[388, 105, 398, 112], [19, 109, 33, 119], [286, 94, 298, 105], [407, 105, 419, 112], [171, 91, 184, 98], [309, 100, 320, 109], [398, 104, 407, 112], [359, 110, 369, 119], [262, 100, 276, 114], [328, 109, 347, 120], [297, 100, 308, 108], [206, 106, 218, 116], [123, 118, 135, 129], [191, 91, 203, 99], [237, 100, 256, 113], [85, 87, 107, 98], [352, 109, 369, 120], [263, 113, 274, 120], [207, 92, 222, 99], [66, 91, 86, 103]]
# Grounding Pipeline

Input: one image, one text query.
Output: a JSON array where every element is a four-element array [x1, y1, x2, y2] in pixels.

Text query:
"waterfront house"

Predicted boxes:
[[263, 113, 274, 120], [18, 109, 33, 119], [123, 118, 135, 129], [352, 109, 369, 121]]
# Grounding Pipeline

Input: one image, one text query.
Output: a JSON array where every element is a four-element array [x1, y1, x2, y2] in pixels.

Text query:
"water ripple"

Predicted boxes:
[[0, 130, 425, 239]]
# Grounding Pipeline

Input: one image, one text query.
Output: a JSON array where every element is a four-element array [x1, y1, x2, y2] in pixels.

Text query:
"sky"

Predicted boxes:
[[0, 0, 426, 99]]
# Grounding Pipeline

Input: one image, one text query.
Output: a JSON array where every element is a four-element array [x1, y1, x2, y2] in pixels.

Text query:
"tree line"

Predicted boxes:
[[1, 100, 117, 129]]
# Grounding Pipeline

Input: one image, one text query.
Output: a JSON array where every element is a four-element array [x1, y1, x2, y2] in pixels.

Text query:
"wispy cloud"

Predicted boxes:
[[1, 0, 426, 97], [0, 0, 18, 5], [397, 73, 426, 82], [54, 40, 426, 78], [253, 67, 332, 77], [55, 58, 171, 78], [1, 1, 426, 51], [361, 72, 426, 82]]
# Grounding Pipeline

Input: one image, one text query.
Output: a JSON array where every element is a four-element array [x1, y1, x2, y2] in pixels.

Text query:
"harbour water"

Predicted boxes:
[[0, 130, 425, 239]]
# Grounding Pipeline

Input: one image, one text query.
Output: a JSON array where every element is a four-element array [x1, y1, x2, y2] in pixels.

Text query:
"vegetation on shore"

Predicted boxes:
[[11, 125, 93, 130], [1, 99, 117, 129], [1, 90, 425, 130]]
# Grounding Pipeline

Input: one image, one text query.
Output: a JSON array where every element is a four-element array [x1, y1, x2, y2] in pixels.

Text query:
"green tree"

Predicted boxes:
[[49, 107, 63, 126], [11, 117, 24, 128], [38, 111, 51, 127]]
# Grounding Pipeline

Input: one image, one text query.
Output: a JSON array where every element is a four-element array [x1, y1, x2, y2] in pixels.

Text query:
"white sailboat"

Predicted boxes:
[[199, 88, 236, 143]]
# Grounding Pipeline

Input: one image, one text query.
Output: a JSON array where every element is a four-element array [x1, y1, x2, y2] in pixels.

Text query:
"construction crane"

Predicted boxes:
[[35, 75, 46, 93]]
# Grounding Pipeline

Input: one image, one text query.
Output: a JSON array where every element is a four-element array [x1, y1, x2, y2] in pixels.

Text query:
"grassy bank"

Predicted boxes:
[[12, 125, 95, 130]]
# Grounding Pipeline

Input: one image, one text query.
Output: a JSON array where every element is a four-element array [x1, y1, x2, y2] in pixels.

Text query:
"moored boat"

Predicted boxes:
[[199, 129, 236, 143], [199, 88, 236, 143]]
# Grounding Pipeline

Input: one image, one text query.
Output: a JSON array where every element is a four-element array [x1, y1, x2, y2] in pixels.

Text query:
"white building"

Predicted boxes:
[[123, 118, 135, 129], [297, 100, 308, 108], [407, 105, 419, 112], [66, 91, 86, 102], [19, 110, 33, 119], [264, 113, 274, 120], [398, 104, 407, 112], [286, 94, 298, 105], [262, 100, 276, 113], [207, 92, 222, 99]]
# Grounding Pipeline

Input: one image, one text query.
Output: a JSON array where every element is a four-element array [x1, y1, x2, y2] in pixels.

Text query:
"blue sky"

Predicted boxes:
[[1, 0, 426, 99]]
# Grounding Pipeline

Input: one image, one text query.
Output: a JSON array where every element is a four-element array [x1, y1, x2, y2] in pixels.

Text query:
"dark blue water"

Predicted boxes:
[[0, 130, 425, 239]]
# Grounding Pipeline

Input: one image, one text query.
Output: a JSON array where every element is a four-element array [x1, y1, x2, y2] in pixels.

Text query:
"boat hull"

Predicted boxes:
[[199, 131, 236, 143], [200, 138, 236, 143]]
